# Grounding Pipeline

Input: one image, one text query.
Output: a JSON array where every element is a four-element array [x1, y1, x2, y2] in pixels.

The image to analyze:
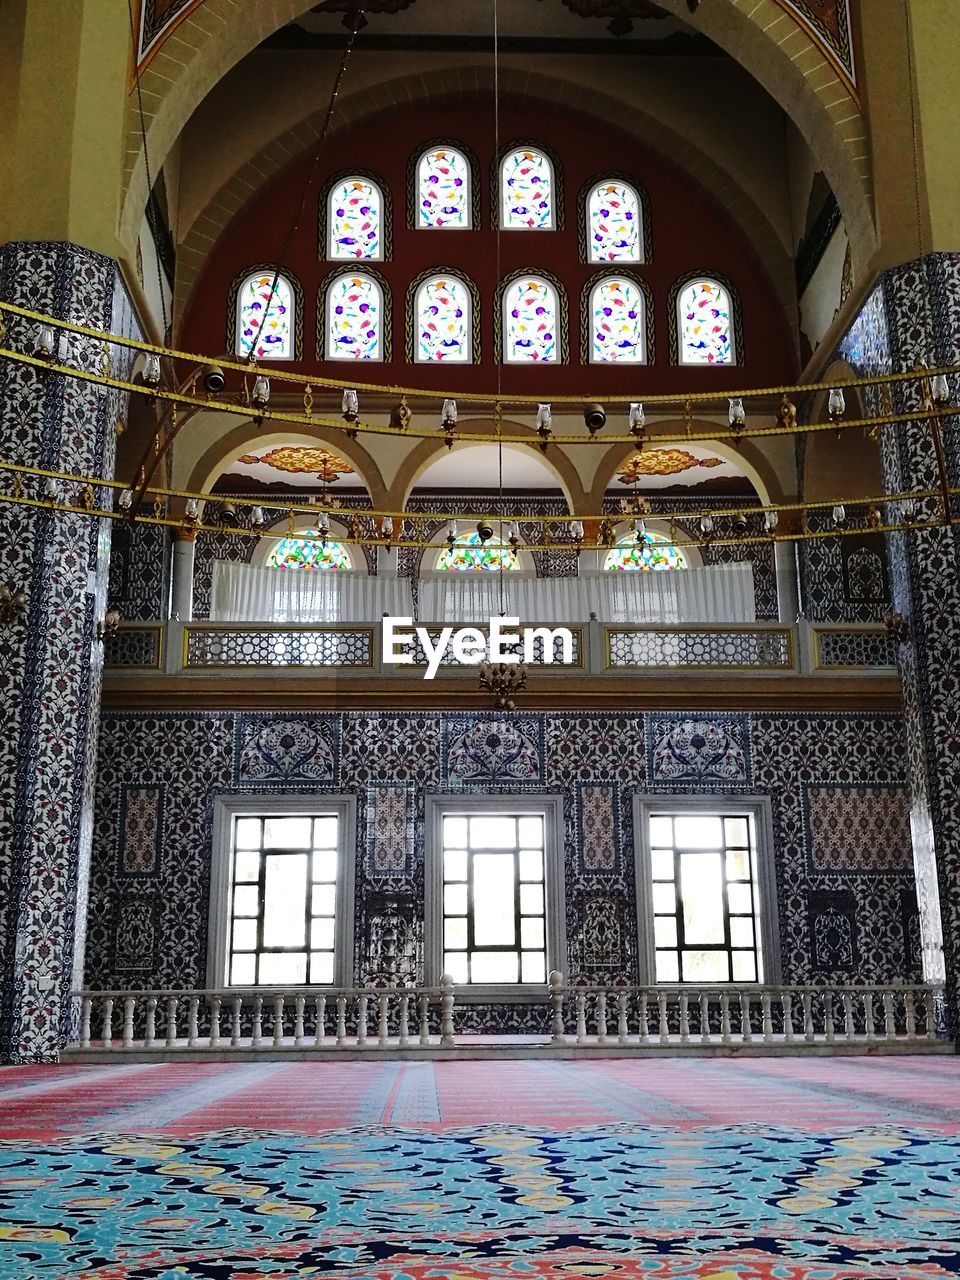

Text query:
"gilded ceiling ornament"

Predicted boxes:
[[617, 449, 724, 482], [237, 446, 354, 480]]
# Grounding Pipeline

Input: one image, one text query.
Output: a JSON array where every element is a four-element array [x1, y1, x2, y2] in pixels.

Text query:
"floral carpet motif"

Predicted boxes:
[[2, 1059, 960, 1278]]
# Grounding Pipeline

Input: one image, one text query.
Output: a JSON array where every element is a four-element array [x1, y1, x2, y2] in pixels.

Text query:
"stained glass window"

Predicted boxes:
[[417, 147, 472, 229], [236, 272, 295, 360], [325, 272, 384, 361], [435, 533, 521, 572], [589, 276, 646, 364], [502, 276, 560, 363], [501, 148, 555, 230], [587, 181, 642, 263], [266, 537, 351, 570], [677, 278, 735, 365], [414, 274, 472, 363], [327, 176, 383, 260], [604, 531, 687, 571]]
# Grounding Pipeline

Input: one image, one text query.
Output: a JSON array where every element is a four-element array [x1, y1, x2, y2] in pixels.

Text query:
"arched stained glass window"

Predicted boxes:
[[435, 533, 521, 572], [236, 272, 295, 360], [325, 272, 384, 361], [267, 537, 352, 570], [327, 176, 384, 260], [417, 146, 472, 229], [677, 277, 735, 365], [604, 531, 688, 571], [502, 275, 560, 363], [501, 147, 555, 230], [587, 180, 642, 263], [589, 276, 646, 364], [414, 274, 472, 363]]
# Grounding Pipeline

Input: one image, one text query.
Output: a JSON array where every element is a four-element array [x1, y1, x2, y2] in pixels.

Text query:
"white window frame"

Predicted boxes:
[[208, 793, 357, 989], [413, 273, 473, 364], [326, 175, 385, 262], [324, 270, 386, 362], [500, 275, 562, 364], [500, 147, 556, 231], [632, 794, 781, 985], [234, 270, 296, 361], [676, 276, 737, 366], [588, 274, 647, 365], [415, 146, 473, 231], [424, 794, 566, 1000], [586, 179, 644, 265]]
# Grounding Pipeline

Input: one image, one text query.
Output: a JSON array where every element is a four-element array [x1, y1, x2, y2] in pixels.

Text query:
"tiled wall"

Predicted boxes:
[[86, 708, 920, 1031]]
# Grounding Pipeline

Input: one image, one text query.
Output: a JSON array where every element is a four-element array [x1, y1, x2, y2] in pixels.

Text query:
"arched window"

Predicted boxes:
[[266, 536, 352, 570], [500, 274, 563, 364], [586, 180, 643, 263], [588, 275, 647, 364], [235, 271, 296, 360], [326, 175, 385, 260], [435, 533, 521, 572], [676, 276, 737, 365], [416, 145, 472, 229], [412, 272, 474, 363], [324, 271, 386, 362], [500, 147, 556, 230], [604, 531, 688, 571]]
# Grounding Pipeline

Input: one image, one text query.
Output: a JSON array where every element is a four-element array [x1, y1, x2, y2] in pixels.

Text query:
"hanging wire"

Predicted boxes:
[[242, 7, 365, 366], [126, 0, 170, 342], [493, 0, 507, 619]]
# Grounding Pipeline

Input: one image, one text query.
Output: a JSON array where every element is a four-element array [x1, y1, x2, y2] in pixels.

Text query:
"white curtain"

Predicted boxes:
[[210, 560, 756, 624]]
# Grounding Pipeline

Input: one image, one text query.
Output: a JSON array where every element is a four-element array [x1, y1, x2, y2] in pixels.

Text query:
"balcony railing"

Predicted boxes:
[[103, 621, 899, 678], [65, 977, 947, 1058]]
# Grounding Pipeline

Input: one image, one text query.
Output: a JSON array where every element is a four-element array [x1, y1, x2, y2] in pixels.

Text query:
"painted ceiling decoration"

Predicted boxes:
[[134, 0, 854, 87], [236, 446, 354, 480], [617, 449, 724, 482]]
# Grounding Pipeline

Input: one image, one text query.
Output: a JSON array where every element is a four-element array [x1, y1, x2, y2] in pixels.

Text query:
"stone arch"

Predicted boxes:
[[392, 420, 587, 515], [588, 427, 780, 511], [170, 69, 797, 338], [183, 420, 389, 510], [121, 0, 872, 320]]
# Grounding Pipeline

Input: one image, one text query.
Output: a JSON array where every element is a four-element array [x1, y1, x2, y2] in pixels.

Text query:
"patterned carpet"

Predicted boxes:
[[2, 1057, 960, 1277]]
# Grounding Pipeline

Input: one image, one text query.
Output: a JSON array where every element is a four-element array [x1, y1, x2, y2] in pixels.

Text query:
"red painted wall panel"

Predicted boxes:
[[180, 95, 795, 396]]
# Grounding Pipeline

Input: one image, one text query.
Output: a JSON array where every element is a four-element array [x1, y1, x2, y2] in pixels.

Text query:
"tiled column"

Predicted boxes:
[[0, 241, 137, 1062], [841, 253, 960, 1031]]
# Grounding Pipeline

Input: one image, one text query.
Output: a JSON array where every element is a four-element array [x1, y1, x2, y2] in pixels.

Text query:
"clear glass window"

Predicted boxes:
[[441, 811, 547, 986], [227, 813, 341, 986], [648, 809, 761, 983]]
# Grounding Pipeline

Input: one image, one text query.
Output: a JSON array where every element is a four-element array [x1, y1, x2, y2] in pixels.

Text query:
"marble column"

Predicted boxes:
[[840, 253, 960, 1032], [0, 240, 137, 1062]]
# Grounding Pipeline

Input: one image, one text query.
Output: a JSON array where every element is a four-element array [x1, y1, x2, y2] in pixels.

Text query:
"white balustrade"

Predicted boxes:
[[70, 981, 452, 1052], [539, 978, 945, 1050]]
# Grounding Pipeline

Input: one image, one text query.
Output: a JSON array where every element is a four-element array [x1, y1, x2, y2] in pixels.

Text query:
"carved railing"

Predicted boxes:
[[183, 624, 375, 669], [545, 974, 944, 1047], [605, 625, 794, 671], [812, 625, 897, 671], [71, 981, 454, 1051]]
